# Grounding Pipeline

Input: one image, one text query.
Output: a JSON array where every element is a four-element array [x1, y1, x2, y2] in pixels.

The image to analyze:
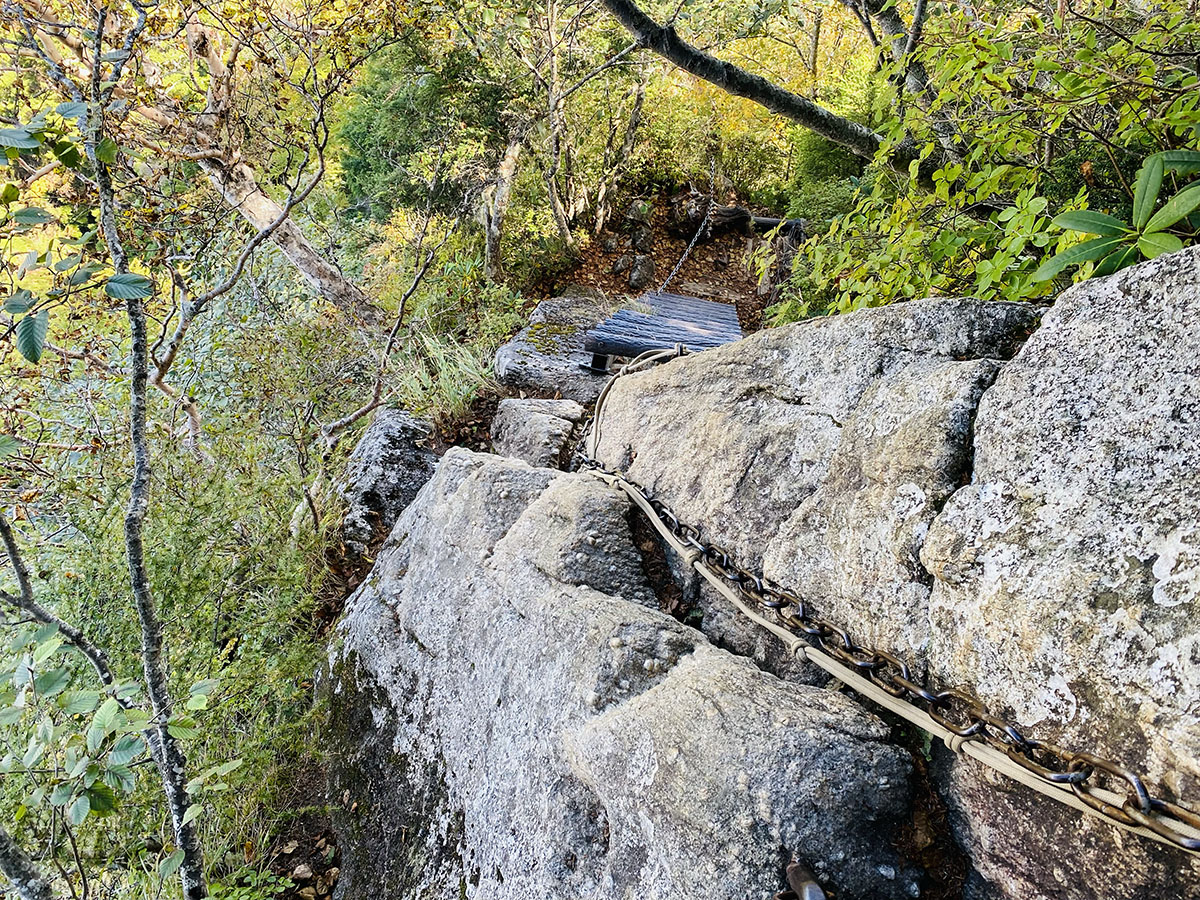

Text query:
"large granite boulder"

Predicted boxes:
[[920, 248, 1200, 898], [589, 271, 1200, 898], [592, 298, 1040, 665], [494, 287, 612, 403], [336, 407, 438, 578], [327, 450, 917, 900]]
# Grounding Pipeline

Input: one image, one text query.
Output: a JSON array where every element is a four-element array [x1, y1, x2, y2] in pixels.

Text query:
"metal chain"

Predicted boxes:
[[574, 348, 1200, 857], [660, 159, 717, 292]]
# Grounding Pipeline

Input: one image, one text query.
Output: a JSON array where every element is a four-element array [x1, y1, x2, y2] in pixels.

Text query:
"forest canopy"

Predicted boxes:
[[0, 0, 1197, 897]]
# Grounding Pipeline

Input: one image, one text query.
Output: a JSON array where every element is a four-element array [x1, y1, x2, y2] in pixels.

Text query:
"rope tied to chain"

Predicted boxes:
[[577, 347, 1200, 858]]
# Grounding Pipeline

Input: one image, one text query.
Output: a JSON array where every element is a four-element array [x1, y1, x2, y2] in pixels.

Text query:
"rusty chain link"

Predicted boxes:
[[575, 347, 1200, 857]]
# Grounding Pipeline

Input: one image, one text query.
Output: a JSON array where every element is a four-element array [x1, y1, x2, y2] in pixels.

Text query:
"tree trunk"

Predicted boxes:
[[91, 69, 209, 900], [595, 77, 646, 235], [599, 0, 919, 176], [0, 828, 54, 900], [543, 2, 578, 252], [197, 158, 380, 323], [483, 140, 522, 281], [808, 10, 822, 94]]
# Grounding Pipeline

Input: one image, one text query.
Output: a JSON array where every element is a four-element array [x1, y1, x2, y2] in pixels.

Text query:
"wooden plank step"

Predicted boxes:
[[582, 291, 744, 369], [643, 291, 740, 324], [608, 309, 741, 339]]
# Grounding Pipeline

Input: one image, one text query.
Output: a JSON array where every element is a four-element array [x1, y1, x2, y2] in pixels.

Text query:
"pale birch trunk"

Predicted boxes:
[[0, 828, 54, 900], [196, 158, 379, 323], [483, 140, 522, 281]]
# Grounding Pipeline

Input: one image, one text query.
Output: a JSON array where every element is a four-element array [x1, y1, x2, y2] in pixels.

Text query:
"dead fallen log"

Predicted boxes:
[[668, 192, 806, 242]]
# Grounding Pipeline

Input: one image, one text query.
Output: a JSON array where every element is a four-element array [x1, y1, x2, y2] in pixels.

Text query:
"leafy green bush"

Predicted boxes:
[[1034, 150, 1200, 282], [337, 43, 505, 220]]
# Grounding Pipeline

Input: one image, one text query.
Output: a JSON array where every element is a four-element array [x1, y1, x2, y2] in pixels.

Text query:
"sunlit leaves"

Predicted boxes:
[[0, 128, 41, 149], [104, 272, 154, 299], [15, 310, 49, 363]]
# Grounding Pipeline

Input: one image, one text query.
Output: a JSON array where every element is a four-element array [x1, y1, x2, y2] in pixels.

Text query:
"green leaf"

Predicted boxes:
[[1050, 210, 1128, 236], [59, 230, 96, 247], [69, 263, 105, 286], [33, 667, 71, 697], [188, 679, 219, 696], [67, 793, 90, 826], [58, 691, 100, 715], [95, 138, 118, 165], [0, 435, 16, 460], [1138, 231, 1184, 259], [181, 803, 203, 827], [56, 102, 88, 120], [167, 716, 199, 740], [108, 734, 144, 766], [3, 290, 32, 314], [1133, 155, 1165, 229], [1144, 182, 1200, 233], [0, 183, 18, 204], [32, 636, 62, 665], [22, 741, 44, 769], [49, 782, 75, 807], [0, 129, 40, 150], [52, 141, 82, 169], [1160, 150, 1200, 177], [159, 849, 186, 880], [103, 763, 135, 793], [104, 273, 153, 299], [0, 707, 23, 726], [95, 697, 121, 730], [86, 782, 118, 815], [12, 207, 55, 226], [1031, 236, 1127, 281], [15, 310, 49, 364]]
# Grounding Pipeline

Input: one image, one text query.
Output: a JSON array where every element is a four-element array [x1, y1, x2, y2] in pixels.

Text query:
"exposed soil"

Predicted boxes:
[[888, 728, 970, 900], [431, 389, 501, 455], [559, 190, 768, 333]]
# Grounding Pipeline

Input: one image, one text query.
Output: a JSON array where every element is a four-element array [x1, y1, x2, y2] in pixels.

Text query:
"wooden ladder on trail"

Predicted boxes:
[[583, 291, 743, 373]]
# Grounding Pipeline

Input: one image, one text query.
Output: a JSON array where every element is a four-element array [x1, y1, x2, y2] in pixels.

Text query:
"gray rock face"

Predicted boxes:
[[629, 254, 656, 291], [589, 264, 1200, 897], [920, 249, 1200, 898], [494, 288, 611, 403], [491, 398, 584, 468], [336, 407, 437, 576], [328, 450, 917, 900], [593, 298, 1039, 665]]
